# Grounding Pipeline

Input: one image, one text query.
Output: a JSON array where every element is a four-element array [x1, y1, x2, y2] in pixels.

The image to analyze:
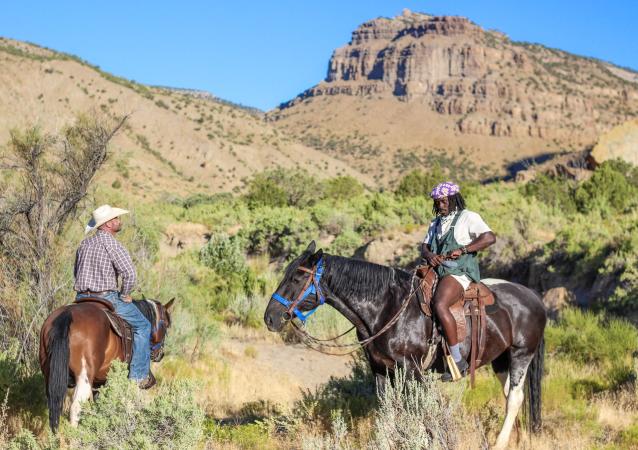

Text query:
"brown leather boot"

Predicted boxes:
[[138, 371, 156, 389]]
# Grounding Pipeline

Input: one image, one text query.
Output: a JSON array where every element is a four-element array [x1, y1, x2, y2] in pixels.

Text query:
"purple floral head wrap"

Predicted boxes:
[[430, 181, 460, 200]]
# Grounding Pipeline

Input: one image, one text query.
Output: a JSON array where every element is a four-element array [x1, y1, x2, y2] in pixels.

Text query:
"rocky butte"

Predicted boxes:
[[268, 10, 638, 182]]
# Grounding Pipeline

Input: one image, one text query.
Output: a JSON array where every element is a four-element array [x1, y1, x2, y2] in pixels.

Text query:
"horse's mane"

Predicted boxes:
[[324, 255, 410, 300], [133, 300, 157, 328]]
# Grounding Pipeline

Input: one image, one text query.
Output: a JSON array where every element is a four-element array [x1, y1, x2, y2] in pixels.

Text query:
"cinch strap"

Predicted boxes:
[[271, 258, 325, 323]]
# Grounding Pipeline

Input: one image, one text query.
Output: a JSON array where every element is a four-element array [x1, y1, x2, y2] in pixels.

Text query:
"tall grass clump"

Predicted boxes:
[[66, 361, 204, 449]]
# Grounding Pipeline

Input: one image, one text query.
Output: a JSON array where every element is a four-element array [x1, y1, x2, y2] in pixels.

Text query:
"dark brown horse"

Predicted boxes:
[[264, 242, 546, 450], [39, 298, 174, 432]]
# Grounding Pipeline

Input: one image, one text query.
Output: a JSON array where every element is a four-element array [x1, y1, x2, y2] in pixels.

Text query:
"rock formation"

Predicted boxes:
[[590, 119, 638, 166], [269, 10, 638, 181]]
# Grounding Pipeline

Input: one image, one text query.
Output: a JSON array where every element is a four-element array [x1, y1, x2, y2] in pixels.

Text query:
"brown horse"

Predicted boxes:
[[39, 298, 174, 432]]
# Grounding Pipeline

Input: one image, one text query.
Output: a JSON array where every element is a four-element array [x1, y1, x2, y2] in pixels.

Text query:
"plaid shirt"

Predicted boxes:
[[73, 230, 137, 296]]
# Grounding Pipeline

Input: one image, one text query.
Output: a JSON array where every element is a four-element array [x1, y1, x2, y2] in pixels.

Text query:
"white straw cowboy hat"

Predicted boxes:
[[85, 204, 129, 234]]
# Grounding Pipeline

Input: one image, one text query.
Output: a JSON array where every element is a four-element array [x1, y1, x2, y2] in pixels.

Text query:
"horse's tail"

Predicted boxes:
[[527, 334, 544, 433], [47, 308, 73, 433]]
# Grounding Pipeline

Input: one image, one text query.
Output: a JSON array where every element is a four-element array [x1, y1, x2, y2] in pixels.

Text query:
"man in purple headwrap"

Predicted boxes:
[[421, 181, 496, 381]]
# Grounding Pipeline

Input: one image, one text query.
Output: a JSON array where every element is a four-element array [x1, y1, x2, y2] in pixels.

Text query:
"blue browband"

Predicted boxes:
[[271, 258, 325, 323]]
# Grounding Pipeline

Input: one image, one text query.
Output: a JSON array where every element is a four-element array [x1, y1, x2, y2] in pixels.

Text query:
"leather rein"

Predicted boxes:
[[271, 258, 424, 356]]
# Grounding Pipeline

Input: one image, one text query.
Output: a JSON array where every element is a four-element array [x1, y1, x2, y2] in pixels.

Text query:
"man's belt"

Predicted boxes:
[[78, 290, 116, 296]]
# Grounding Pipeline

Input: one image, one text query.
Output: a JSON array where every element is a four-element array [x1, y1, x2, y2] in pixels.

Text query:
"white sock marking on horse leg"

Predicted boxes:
[[495, 372, 510, 399], [494, 367, 528, 450], [69, 357, 91, 427]]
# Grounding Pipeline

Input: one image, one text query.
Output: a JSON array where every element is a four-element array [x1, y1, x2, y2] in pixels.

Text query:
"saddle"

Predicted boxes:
[[415, 265, 496, 386], [73, 297, 134, 364]]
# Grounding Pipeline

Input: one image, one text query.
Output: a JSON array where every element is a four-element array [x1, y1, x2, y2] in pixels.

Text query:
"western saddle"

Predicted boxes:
[[415, 265, 496, 386], [73, 297, 134, 364]]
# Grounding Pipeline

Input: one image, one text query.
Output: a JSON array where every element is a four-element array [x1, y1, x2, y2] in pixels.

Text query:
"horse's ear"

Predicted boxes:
[[306, 241, 316, 253], [165, 298, 175, 311], [309, 249, 323, 265]]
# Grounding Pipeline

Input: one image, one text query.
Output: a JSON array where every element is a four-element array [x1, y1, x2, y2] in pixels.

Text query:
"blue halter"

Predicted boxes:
[[271, 258, 325, 323]]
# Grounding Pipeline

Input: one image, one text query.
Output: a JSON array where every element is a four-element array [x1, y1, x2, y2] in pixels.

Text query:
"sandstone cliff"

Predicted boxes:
[[269, 10, 638, 182]]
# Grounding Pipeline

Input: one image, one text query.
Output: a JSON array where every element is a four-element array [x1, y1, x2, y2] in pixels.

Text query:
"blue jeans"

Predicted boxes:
[[76, 291, 151, 380]]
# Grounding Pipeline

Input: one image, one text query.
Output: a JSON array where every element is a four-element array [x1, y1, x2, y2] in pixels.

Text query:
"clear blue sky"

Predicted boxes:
[[2, 1, 636, 110]]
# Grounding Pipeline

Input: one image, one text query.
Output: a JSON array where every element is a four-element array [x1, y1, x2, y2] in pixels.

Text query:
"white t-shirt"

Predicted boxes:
[[422, 209, 491, 289], [423, 209, 491, 247]]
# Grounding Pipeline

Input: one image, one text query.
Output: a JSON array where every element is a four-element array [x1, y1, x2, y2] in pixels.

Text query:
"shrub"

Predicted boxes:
[[574, 161, 638, 214], [66, 361, 204, 449], [200, 232, 247, 276], [323, 176, 364, 200], [356, 193, 401, 234], [0, 347, 47, 436], [245, 169, 323, 208], [244, 175, 287, 208], [545, 307, 638, 387], [522, 173, 577, 213], [295, 354, 376, 426], [228, 293, 263, 328], [395, 167, 444, 198], [181, 192, 233, 209], [243, 207, 318, 258], [0, 114, 125, 368], [206, 421, 273, 449], [329, 230, 362, 256], [299, 367, 463, 450], [369, 369, 459, 450]]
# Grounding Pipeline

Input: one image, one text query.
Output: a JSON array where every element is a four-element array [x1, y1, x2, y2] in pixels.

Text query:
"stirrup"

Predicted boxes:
[[442, 359, 468, 382]]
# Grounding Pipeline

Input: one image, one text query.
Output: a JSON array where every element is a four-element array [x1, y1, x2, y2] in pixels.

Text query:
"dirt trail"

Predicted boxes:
[[222, 338, 354, 393]]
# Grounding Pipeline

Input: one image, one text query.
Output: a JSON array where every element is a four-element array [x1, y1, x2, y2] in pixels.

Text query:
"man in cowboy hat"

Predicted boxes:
[[74, 204, 154, 388], [421, 182, 496, 381]]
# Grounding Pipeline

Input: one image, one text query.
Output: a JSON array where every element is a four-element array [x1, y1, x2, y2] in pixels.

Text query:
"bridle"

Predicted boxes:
[[271, 258, 325, 323], [270, 258, 428, 357], [149, 301, 170, 359]]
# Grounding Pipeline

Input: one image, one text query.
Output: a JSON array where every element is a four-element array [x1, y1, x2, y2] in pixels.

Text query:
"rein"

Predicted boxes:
[[273, 260, 420, 355]]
